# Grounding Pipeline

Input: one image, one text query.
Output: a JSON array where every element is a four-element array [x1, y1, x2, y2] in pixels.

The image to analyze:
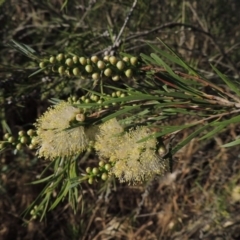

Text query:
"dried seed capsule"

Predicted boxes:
[[91, 55, 98, 63], [76, 113, 85, 122], [65, 58, 73, 66], [58, 66, 65, 75], [79, 57, 87, 65], [109, 56, 117, 65], [73, 67, 80, 76], [56, 53, 65, 62], [49, 56, 56, 63], [92, 72, 100, 80], [97, 60, 105, 70], [125, 69, 133, 78], [104, 68, 112, 77], [116, 61, 125, 70], [112, 75, 120, 81], [130, 56, 138, 66], [85, 65, 93, 73]]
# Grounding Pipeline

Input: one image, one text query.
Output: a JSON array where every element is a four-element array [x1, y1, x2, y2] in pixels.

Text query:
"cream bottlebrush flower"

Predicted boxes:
[[94, 118, 124, 160], [35, 101, 90, 159], [95, 119, 167, 183], [111, 126, 167, 183]]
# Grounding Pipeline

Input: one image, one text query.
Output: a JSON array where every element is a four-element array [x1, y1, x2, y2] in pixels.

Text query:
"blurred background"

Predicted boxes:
[[1, 0, 240, 239]]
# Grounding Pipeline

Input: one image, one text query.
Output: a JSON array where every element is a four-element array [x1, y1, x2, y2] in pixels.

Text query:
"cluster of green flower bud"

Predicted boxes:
[[30, 205, 43, 220], [0, 129, 37, 151], [39, 53, 142, 82], [67, 90, 129, 117], [85, 160, 112, 184]]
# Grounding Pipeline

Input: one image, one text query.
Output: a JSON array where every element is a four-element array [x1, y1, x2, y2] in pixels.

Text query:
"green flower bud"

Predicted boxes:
[[88, 177, 94, 184], [125, 69, 133, 78], [85, 65, 93, 73], [116, 61, 125, 70], [8, 136, 15, 143], [109, 56, 117, 65], [79, 57, 87, 65], [16, 143, 23, 150], [92, 167, 99, 175], [120, 93, 126, 98], [52, 66, 58, 72], [65, 58, 73, 66], [130, 56, 138, 65], [101, 173, 108, 181], [49, 56, 56, 64], [84, 98, 90, 104], [103, 55, 110, 61], [105, 163, 111, 171], [97, 60, 105, 70], [4, 133, 10, 140], [58, 66, 65, 75], [18, 130, 25, 137], [56, 53, 65, 62], [122, 56, 130, 62], [86, 167, 91, 173], [72, 55, 79, 64], [31, 137, 38, 145], [116, 91, 122, 97], [72, 96, 78, 102], [27, 129, 35, 136], [92, 72, 100, 80], [20, 136, 28, 144], [81, 96, 86, 101], [39, 62, 46, 69], [104, 68, 112, 77], [91, 56, 98, 63], [99, 160, 105, 167], [28, 144, 35, 150], [73, 67, 80, 76], [112, 75, 120, 81]]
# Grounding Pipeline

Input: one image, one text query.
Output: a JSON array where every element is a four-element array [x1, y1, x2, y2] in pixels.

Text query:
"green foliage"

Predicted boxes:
[[1, 1, 240, 238]]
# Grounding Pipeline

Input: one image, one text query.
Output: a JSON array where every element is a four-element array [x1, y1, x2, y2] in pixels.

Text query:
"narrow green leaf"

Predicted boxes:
[[211, 64, 240, 97], [222, 138, 240, 147], [172, 124, 209, 154], [199, 124, 226, 140]]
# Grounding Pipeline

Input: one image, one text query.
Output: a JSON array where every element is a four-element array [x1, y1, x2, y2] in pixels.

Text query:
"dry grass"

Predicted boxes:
[[1, 0, 240, 239]]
